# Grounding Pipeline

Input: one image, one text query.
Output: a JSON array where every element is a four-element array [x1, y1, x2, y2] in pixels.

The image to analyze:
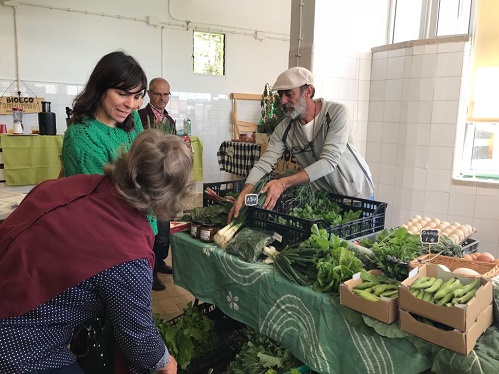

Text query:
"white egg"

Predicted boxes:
[[431, 218, 441, 225], [457, 225, 469, 236], [453, 229, 465, 241], [449, 233, 460, 244], [408, 226, 419, 234]]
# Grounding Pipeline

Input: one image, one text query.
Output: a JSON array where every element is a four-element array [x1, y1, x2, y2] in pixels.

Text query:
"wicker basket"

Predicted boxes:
[[409, 254, 499, 278]]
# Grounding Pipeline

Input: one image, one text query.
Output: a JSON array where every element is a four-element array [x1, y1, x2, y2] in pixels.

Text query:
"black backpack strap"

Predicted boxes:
[[281, 120, 293, 144], [325, 112, 331, 131]]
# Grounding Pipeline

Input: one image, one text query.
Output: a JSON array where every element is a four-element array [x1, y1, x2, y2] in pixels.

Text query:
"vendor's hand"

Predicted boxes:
[[157, 355, 177, 374], [228, 198, 244, 223], [260, 179, 286, 211]]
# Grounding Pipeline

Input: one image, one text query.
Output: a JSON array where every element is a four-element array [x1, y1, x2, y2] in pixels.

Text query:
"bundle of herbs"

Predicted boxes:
[[226, 328, 304, 374], [277, 184, 362, 226], [154, 302, 218, 370], [298, 224, 364, 293], [356, 226, 465, 281], [181, 205, 230, 228], [262, 224, 364, 293]]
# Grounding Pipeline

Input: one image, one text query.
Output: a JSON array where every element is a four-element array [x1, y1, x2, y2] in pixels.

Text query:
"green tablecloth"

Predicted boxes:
[[0, 134, 63, 185], [171, 233, 431, 374]]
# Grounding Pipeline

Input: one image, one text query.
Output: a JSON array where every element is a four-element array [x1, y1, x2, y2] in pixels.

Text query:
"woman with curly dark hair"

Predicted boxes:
[[62, 50, 147, 176]]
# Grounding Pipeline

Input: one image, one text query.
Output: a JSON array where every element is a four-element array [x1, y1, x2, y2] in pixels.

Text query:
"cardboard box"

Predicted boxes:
[[399, 304, 493, 355], [340, 270, 399, 324], [399, 264, 493, 331]]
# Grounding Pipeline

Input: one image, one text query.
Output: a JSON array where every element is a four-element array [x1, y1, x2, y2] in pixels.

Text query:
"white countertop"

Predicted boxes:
[[0, 192, 27, 220]]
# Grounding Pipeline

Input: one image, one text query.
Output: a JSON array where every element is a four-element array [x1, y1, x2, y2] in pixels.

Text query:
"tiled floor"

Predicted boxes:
[[150, 192, 203, 321], [150, 255, 196, 321]]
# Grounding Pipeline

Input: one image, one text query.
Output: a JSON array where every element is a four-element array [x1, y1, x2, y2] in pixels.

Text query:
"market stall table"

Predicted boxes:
[[0, 134, 203, 184], [217, 140, 261, 177], [171, 232, 432, 374], [0, 134, 63, 185]]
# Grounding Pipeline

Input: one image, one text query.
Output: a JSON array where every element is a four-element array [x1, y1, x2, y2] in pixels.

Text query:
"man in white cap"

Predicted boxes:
[[229, 66, 374, 220]]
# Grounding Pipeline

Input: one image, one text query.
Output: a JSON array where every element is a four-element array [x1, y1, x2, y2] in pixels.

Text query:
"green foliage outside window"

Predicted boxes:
[[193, 31, 225, 75]]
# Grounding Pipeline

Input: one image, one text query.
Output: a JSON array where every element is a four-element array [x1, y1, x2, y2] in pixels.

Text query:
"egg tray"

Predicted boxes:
[[403, 216, 476, 245], [409, 254, 499, 279]]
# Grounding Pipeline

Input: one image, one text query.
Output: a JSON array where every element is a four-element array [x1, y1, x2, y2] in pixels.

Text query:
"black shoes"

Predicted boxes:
[[152, 262, 171, 291], [156, 262, 173, 275], [152, 275, 166, 291]]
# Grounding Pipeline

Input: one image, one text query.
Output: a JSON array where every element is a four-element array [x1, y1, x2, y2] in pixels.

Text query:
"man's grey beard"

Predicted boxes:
[[283, 94, 307, 120]]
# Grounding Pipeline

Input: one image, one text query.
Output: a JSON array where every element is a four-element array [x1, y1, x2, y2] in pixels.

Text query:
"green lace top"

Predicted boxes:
[[62, 111, 157, 234]]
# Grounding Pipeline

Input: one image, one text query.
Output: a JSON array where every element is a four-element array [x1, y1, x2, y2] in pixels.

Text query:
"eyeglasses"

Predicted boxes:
[[149, 90, 171, 98]]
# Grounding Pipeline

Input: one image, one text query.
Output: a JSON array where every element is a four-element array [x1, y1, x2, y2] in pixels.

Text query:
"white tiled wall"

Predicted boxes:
[[367, 38, 499, 256], [0, 80, 252, 191]]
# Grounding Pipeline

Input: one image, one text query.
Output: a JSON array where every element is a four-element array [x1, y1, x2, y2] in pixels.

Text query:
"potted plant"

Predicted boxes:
[[256, 83, 285, 144]]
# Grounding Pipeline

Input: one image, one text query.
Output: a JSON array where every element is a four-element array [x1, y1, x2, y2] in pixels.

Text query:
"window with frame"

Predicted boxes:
[[461, 123, 499, 180], [391, 0, 499, 181], [391, 0, 473, 43], [193, 31, 225, 76]]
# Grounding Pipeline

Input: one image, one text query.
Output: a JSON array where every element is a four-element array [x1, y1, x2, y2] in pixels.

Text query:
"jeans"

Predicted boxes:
[[28, 362, 84, 374]]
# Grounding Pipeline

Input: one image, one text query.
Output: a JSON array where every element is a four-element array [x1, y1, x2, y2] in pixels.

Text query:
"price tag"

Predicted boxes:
[[245, 193, 258, 206], [420, 229, 440, 244]]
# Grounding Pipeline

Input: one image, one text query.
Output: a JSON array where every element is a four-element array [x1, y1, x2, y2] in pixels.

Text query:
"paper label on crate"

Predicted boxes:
[[352, 271, 361, 280], [273, 232, 282, 242], [244, 194, 258, 206], [408, 267, 419, 279], [420, 229, 439, 244]]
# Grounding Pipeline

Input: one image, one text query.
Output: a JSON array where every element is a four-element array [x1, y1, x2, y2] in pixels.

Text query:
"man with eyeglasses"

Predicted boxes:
[[138, 78, 175, 131], [229, 67, 375, 221], [138, 78, 176, 291]]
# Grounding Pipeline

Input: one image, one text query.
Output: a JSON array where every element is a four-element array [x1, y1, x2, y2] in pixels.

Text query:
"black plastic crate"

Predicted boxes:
[[247, 193, 387, 248], [167, 303, 246, 374], [461, 237, 479, 254], [183, 328, 246, 374], [203, 179, 245, 207]]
